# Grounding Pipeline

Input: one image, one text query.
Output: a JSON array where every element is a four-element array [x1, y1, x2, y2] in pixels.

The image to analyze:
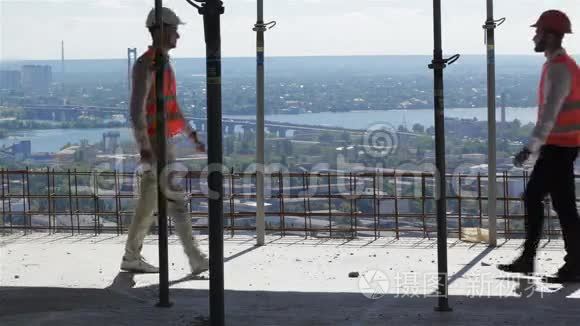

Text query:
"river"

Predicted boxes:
[[0, 107, 537, 153]]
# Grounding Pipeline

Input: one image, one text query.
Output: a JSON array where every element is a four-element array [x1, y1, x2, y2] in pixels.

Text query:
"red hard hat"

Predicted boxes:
[[531, 10, 572, 34]]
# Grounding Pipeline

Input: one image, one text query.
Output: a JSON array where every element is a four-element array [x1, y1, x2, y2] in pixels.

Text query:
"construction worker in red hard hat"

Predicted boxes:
[[498, 10, 580, 282], [120, 7, 208, 275]]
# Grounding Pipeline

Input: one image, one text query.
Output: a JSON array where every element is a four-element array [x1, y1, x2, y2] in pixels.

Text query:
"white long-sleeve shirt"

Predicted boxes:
[[527, 48, 573, 153]]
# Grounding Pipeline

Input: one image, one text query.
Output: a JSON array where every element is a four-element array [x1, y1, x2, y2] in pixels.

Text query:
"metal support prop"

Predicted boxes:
[[253, 1, 276, 246], [429, 0, 459, 312], [483, 0, 505, 247], [154, 0, 172, 308], [187, 0, 226, 324]]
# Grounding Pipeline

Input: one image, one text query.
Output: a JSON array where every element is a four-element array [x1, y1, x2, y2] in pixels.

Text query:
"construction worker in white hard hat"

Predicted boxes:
[[498, 10, 580, 282], [120, 7, 208, 275]]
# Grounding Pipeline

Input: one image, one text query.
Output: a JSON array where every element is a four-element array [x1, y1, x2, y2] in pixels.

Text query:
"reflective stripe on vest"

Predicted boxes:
[[144, 48, 185, 137], [146, 111, 183, 126], [538, 53, 580, 147], [560, 101, 580, 112]]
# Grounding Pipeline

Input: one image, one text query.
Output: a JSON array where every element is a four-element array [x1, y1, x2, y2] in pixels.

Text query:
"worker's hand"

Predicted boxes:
[[187, 131, 205, 152], [195, 142, 206, 153], [140, 149, 154, 163], [513, 147, 531, 167]]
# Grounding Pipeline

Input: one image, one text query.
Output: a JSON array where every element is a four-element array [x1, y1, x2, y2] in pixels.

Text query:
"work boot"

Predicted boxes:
[[121, 255, 160, 273], [190, 254, 209, 276], [497, 255, 534, 275], [545, 262, 580, 283]]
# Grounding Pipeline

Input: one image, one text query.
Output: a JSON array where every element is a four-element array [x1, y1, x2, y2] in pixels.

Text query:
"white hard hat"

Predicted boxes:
[[146, 7, 184, 28]]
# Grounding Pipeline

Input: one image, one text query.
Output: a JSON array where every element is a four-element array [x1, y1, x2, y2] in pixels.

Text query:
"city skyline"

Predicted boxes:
[[0, 0, 579, 60]]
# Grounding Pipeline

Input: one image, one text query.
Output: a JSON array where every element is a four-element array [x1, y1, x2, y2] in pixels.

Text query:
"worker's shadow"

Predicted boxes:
[[106, 271, 208, 296], [107, 272, 137, 290], [105, 272, 153, 303]]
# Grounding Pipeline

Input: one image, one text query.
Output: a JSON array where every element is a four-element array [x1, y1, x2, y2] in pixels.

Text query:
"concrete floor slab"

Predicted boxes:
[[1, 233, 578, 325]]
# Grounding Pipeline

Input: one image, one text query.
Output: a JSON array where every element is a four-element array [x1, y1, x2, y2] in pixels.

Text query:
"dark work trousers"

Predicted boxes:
[[523, 145, 580, 266]]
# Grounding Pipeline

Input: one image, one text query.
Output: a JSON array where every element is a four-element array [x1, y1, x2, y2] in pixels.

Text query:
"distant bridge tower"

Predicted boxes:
[[103, 131, 121, 154], [61, 40, 66, 105], [127, 48, 137, 102]]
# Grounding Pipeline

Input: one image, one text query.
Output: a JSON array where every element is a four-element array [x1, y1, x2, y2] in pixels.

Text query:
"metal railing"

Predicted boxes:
[[0, 168, 571, 239]]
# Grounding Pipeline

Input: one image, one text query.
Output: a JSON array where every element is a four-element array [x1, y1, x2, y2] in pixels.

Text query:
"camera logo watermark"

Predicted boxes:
[[358, 269, 390, 299], [362, 122, 399, 158]]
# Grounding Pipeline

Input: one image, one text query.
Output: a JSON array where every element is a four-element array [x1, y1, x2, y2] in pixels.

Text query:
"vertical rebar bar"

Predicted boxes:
[[26, 168, 32, 232], [503, 171, 509, 237], [229, 169, 235, 237], [68, 170, 74, 235], [373, 173, 378, 239], [327, 173, 332, 237], [303, 173, 308, 237], [74, 169, 80, 234], [458, 175, 462, 240], [21, 172, 26, 235], [394, 171, 400, 239], [422, 174, 427, 238], [478, 173, 483, 228], [1, 169, 5, 232], [279, 171, 286, 236], [53, 170, 58, 233], [113, 170, 120, 236], [46, 168, 51, 234], [118, 171, 124, 234]]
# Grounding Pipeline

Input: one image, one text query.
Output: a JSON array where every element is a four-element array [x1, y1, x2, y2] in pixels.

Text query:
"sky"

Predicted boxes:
[[0, 0, 579, 60]]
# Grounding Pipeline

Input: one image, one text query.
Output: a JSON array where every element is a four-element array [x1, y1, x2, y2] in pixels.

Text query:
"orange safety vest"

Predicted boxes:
[[144, 48, 185, 138], [538, 52, 580, 147]]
